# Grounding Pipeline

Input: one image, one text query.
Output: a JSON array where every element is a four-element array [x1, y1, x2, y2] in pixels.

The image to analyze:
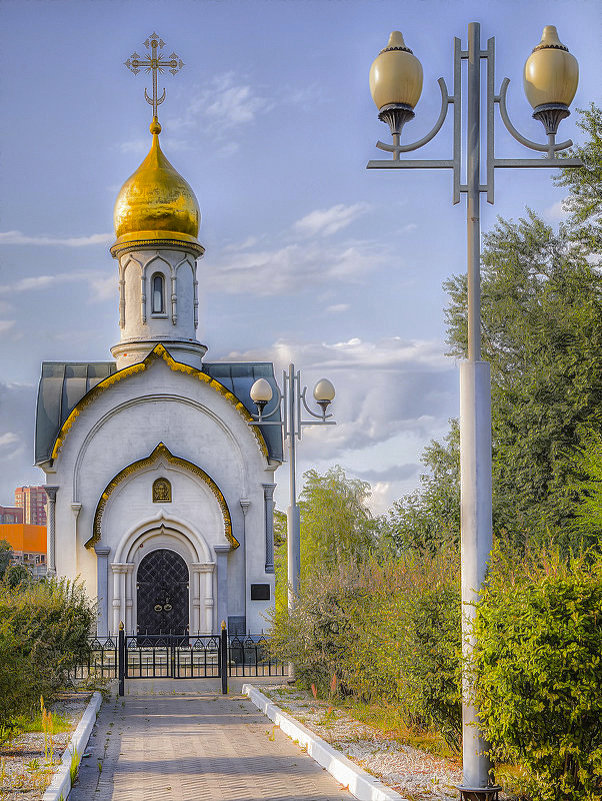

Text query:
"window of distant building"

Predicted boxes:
[[151, 273, 165, 314]]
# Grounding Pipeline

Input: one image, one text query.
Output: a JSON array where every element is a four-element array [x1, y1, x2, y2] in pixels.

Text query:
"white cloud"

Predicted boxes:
[[0, 321, 15, 333], [325, 304, 349, 314], [401, 223, 418, 233], [0, 231, 113, 247], [293, 203, 370, 238], [171, 73, 273, 138], [222, 336, 458, 512], [544, 200, 568, 222], [0, 432, 19, 451], [0, 270, 115, 300], [223, 335, 457, 457], [206, 238, 385, 296]]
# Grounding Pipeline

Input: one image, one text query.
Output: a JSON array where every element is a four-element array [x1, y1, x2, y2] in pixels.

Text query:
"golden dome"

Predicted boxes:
[[112, 118, 202, 255]]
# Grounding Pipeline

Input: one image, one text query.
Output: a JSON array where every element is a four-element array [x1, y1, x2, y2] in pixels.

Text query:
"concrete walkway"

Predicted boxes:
[[69, 679, 353, 801]]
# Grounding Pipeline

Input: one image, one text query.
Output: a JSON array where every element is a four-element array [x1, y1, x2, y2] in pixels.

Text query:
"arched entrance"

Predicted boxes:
[[136, 549, 189, 635]]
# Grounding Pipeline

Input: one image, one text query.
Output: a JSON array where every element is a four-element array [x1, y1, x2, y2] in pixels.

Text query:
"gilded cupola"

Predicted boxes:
[[111, 117, 203, 258]]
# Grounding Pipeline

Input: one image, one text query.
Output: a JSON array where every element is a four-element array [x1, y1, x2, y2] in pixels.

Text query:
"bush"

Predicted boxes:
[[0, 578, 94, 726], [472, 547, 602, 801], [268, 548, 462, 751]]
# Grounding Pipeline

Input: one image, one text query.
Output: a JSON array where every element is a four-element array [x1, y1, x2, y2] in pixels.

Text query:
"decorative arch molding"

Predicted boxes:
[[114, 513, 213, 564], [89, 442, 238, 550], [142, 253, 172, 281], [72, 393, 250, 501], [51, 343, 269, 461]]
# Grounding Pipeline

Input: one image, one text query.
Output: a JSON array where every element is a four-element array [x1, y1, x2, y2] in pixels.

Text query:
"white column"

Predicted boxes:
[[94, 545, 111, 636], [190, 563, 203, 634], [44, 486, 59, 575], [125, 564, 135, 633], [214, 546, 230, 632], [112, 566, 121, 634], [262, 484, 276, 574], [111, 564, 129, 634], [200, 562, 215, 634]]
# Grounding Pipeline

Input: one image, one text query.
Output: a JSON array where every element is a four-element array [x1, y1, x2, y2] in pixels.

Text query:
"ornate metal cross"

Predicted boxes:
[[124, 33, 184, 120]]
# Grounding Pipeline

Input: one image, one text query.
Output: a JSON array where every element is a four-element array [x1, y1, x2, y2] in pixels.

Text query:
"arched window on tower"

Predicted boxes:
[[151, 273, 165, 314]]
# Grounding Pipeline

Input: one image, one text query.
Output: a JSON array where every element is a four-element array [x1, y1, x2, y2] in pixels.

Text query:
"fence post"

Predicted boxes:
[[220, 621, 228, 695], [118, 622, 125, 697]]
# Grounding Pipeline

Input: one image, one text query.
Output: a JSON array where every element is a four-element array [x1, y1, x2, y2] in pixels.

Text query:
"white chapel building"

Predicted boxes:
[[34, 114, 282, 637]]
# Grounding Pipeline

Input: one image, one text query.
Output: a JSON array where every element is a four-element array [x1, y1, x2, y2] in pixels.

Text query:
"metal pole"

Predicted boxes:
[[118, 621, 125, 696], [286, 363, 301, 681], [220, 620, 228, 695], [460, 22, 494, 793]]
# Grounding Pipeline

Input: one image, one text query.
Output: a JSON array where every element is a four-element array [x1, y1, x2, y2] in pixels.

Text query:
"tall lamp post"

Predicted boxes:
[[367, 22, 582, 800], [249, 365, 336, 675]]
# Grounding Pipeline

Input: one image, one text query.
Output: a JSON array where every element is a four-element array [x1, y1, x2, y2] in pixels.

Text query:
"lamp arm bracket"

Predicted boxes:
[[376, 77, 451, 155], [300, 386, 331, 421], [496, 78, 572, 154], [249, 382, 283, 422]]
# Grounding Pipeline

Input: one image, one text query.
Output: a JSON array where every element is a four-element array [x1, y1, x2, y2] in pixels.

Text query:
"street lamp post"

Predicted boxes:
[[367, 22, 582, 800], [249, 365, 336, 676]]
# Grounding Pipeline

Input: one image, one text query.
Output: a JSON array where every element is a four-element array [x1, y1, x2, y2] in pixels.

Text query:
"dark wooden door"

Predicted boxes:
[[136, 549, 189, 635]]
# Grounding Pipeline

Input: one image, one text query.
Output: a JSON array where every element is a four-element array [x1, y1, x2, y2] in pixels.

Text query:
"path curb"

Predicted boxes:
[[42, 691, 102, 801], [243, 684, 406, 801]]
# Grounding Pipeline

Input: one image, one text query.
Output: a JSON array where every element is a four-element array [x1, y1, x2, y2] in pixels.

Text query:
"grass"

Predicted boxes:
[[339, 697, 458, 761], [11, 710, 71, 735]]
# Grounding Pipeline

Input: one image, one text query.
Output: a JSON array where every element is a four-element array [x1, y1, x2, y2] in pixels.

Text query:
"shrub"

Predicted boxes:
[[0, 578, 94, 726], [268, 547, 462, 751], [472, 547, 602, 801]]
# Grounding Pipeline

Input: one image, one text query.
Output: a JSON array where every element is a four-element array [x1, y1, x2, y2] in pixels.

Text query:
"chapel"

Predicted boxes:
[[34, 95, 282, 637]]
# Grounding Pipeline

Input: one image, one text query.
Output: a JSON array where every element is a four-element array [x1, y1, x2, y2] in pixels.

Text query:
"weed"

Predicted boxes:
[[69, 747, 79, 785], [97, 758, 103, 774], [25, 758, 41, 773]]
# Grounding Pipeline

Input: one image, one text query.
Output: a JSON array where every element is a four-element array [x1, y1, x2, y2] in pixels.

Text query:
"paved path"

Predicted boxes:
[[70, 681, 353, 801]]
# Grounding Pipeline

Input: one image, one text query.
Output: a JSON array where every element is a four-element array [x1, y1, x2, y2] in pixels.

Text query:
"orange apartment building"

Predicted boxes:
[[0, 524, 47, 576]]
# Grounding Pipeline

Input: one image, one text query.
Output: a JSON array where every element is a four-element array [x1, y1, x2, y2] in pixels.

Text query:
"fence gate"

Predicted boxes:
[[73, 632, 287, 684]]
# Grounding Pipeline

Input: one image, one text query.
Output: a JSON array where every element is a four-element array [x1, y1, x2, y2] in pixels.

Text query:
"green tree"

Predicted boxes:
[[299, 465, 375, 571], [554, 103, 602, 251], [441, 106, 602, 549], [381, 421, 460, 551], [0, 540, 12, 580]]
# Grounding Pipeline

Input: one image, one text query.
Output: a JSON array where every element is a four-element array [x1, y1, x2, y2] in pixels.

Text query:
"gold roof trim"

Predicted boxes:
[[50, 344, 269, 461], [88, 442, 237, 550]]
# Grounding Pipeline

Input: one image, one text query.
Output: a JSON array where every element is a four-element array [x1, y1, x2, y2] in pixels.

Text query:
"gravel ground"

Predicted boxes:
[[0, 692, 92, 801], [262, 685, 465, 801]]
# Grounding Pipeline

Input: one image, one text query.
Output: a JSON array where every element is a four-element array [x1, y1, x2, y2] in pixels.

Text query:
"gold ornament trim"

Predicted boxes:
[[50, 343, 269, 461], [88, 442, 237, 550]]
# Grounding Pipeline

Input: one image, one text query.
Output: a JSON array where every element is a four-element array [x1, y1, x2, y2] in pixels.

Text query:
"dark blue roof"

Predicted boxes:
[[35, 357, 282, 465]]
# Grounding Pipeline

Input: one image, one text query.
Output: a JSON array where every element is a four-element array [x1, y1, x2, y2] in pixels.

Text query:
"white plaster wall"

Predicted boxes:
[[48, 354, 278, 634], [118, 249, 198, 344]]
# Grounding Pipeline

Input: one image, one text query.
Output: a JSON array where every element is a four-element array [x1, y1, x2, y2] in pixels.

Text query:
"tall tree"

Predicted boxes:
[[443, 106, 602, 549], [299, 466, 376, 569], [381, 421, 460, 552], [386, 106, 602, 552]]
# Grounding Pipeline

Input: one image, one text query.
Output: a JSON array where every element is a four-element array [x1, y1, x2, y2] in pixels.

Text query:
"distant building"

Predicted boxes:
[[0, 504, 23, 524], [0, 523, 47, 577], [15, 485, 47, 525]]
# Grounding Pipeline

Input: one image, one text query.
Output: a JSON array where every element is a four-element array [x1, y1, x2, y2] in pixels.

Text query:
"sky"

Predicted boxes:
[[0, 0, 600, 513]]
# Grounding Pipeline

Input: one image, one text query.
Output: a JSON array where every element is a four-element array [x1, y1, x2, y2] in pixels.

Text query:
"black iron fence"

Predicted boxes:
[[73, 631, 287, 685]]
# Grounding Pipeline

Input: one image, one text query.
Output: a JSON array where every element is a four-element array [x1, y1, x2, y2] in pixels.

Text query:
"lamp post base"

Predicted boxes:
[[457, 786, 502, 801]]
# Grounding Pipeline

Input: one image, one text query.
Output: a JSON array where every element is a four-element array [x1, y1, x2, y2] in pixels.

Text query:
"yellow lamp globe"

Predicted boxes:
[[523, 26, 579, 134], [369, 31, 423, 137]]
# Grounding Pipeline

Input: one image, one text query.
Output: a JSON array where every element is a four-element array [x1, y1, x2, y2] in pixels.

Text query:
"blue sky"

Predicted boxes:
[[0, 0, 600, 511]]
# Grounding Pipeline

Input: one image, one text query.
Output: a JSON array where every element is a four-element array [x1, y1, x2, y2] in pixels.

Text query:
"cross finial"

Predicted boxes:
[[124, 33, 184, 126]]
